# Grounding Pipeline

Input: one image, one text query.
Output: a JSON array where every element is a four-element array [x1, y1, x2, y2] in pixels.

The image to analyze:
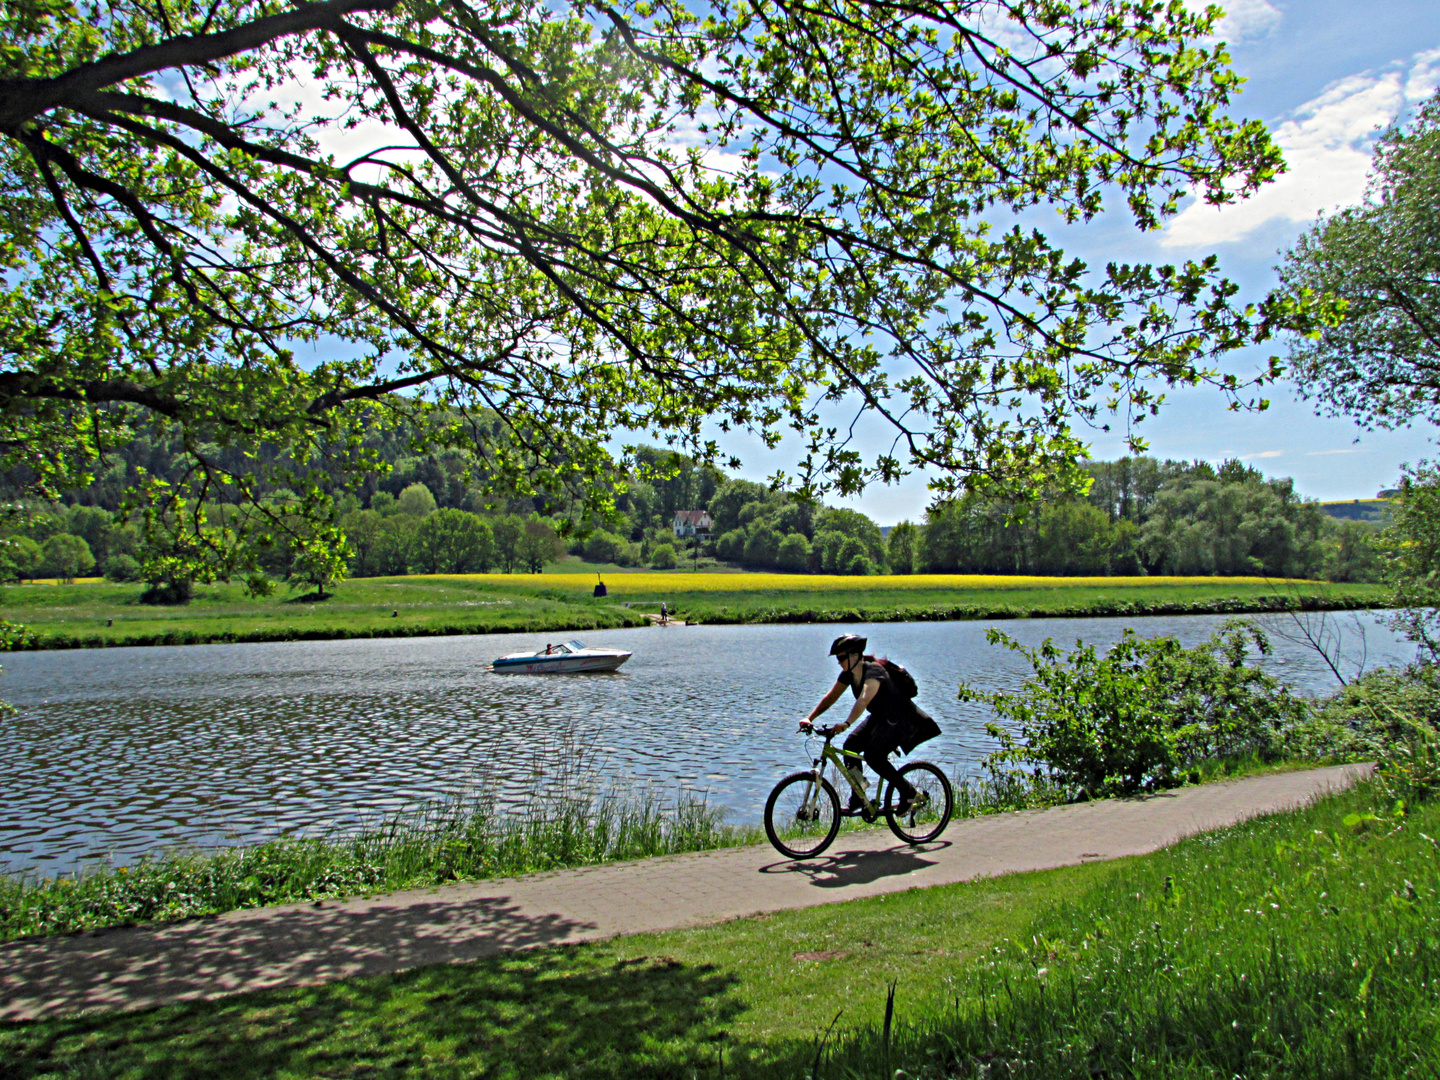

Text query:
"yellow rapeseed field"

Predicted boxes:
[[456, 572, 1315, 595]]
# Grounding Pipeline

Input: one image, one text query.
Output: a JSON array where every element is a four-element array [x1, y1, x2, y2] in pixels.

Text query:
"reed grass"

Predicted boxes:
[[0, 751, 759, 941]]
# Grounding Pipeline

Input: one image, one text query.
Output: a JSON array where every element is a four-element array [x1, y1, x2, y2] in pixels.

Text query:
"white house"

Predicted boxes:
[[672, 510, 713, 539]]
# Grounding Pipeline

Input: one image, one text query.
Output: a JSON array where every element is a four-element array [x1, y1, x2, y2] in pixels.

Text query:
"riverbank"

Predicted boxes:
[[0, 572, 1386, 650], [5, 771, 1433, 1080]]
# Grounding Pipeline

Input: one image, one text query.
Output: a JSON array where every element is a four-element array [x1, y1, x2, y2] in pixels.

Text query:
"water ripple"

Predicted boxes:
[[0, 612, 1412, 872]]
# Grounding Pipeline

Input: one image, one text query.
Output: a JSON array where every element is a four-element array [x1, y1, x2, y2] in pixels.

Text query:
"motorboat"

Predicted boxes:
[[491, 639, 632, 674]]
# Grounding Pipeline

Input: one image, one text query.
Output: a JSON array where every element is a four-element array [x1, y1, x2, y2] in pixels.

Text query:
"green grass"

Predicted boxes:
[[0, 573, 651, 649], [0, 570, 1387, 650], [3, 780, 1435, 1078]]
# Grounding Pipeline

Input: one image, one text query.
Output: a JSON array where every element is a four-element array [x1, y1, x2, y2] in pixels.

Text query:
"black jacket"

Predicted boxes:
[[849, 660, 941, 753]]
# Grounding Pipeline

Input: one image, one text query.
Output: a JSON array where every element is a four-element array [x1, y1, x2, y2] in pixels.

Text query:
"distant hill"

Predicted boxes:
[[1319, 499, 1390, 523]]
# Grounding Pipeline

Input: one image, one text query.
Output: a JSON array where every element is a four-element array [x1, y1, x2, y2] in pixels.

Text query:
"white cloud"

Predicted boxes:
[[1160, 46, 1440, 249], [1185, 0, 1282, 43], [1244, 449, 1285, 459], [1307, 448, 1367, 456]]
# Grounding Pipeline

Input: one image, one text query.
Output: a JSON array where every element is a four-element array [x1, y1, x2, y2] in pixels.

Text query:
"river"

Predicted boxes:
[[0, 611, 1414, 873]]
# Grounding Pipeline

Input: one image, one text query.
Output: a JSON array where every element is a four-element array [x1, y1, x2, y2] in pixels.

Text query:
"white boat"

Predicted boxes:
[[491, 639, 632, 674]]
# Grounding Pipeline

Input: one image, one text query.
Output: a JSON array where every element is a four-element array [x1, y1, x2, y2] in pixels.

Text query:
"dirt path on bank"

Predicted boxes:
[[0, 764, 1370, 1022]]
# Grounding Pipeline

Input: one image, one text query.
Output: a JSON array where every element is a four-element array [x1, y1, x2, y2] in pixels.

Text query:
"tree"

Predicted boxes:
[[343, 508, 386, 576], [1, 0, 1301, 589], [373, 515, 416, 575], [287, 539, 349, 596], [886, 522, 918, 575], [582, 529, 626, 566], [39, 533, 96, 582], [492, 514, 524, 573], [1379, 463, 1440, 657], [396, 483, 438, 518], [776, 532, 810, 573], [1033, 502, 1115, 576], [519, 516, 565, 572], [1, 535, 43, 581], [649, 542, 677, 569], [1279, 89, 1440, 429], [413, 508, 493, 573], [742, 526, 781, 569]]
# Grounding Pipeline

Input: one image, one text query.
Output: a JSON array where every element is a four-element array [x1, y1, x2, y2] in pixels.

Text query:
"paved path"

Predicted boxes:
[[0, 764, 1369, 1022]]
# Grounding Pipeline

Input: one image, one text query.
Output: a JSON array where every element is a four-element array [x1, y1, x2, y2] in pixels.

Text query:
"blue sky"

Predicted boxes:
[[779, 0, 1440, 523]]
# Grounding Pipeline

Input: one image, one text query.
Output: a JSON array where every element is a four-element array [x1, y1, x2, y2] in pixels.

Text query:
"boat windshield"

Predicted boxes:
[[565, 639, 587, 651]]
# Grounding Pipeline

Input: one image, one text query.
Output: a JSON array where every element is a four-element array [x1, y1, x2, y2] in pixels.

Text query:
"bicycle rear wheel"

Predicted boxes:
[[883, 761, 953, 844], [764, 772, 841, 859]]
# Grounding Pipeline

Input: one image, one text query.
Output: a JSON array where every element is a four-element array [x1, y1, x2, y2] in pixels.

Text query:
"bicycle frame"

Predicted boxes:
[[806, 729, 879, 815]]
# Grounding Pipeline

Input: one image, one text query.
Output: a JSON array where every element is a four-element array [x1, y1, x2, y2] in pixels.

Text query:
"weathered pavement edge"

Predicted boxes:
[[0, 763, 1371, 1022]]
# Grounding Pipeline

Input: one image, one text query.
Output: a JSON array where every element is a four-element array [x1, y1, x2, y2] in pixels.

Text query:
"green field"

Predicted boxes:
[[3, 780, 1435, 1079], [0, 568, 1386, 649]]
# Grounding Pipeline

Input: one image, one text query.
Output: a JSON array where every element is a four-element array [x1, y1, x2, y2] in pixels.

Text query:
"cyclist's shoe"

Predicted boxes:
[[895, 785, 919, 816], [845, 792, 867, 815]]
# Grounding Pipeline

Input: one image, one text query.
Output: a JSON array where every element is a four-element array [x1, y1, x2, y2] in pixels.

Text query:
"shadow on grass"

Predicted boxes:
[[2, 948, 752, 1079]]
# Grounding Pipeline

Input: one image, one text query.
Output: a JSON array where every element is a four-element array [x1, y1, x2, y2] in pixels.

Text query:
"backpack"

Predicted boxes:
[[873, 656, 918, 699]]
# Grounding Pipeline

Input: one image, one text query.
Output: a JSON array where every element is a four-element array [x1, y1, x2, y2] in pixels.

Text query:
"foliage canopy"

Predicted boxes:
[[1278, 89, 1440, 429], [2, 0, 1298, 585]]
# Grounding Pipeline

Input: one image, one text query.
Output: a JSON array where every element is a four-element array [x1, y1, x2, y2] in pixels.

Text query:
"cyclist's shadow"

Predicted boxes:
[[759, 840, 951, 888]]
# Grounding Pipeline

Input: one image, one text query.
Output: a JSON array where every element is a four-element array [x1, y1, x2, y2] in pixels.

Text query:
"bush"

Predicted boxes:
[[1283, 664, 1440, 761], [965, 620, 1310, 797], [649, 542, 677, 569], [103, 553, 141, 582]]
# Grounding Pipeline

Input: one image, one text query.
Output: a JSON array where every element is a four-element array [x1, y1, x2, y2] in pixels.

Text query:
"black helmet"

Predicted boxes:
[[829, 634, 867, 656]]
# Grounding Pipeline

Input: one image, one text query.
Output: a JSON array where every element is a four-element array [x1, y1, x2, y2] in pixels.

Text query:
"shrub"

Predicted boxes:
[[102, 553, 141, 582], [649, 542, 677, 569], [965, 620, 1310, 796], [1284, 664, 1440, 761]]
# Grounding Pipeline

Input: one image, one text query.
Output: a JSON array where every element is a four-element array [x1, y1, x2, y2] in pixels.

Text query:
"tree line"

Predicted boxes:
[[0, 437, 1384, 589]]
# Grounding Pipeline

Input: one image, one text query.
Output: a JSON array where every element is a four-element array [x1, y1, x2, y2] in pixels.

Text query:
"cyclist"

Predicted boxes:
[[800, 633, 940, 815]]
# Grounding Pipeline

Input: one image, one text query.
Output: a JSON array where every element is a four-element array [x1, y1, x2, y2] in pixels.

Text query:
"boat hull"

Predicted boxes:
[[491, 653, 631, 674]]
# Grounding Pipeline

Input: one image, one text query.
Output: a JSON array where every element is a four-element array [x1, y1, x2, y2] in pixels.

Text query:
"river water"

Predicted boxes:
[[0, 611, 1414, 873]]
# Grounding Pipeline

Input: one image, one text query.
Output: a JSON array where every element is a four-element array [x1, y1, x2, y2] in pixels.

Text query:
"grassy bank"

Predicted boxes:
[[0, 570, 1386, 650], [3, 779, 1434, 1078]]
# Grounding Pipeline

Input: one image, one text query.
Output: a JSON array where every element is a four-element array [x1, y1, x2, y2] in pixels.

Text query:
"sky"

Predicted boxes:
[[765, 0, 1440, 523]]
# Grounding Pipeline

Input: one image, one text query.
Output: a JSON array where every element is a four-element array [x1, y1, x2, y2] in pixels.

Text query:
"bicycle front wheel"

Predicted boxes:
[[883, 761, 953, 844], [764, 772, 841, 859]]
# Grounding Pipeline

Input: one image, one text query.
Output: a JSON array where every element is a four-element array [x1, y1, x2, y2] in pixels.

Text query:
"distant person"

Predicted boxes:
[[660, 601, 668, 626], [800, 634, 940, 813]]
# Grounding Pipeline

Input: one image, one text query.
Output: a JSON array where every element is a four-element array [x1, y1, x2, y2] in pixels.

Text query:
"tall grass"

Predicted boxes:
[[0, 745, 759, 941], [802, 779, 1440, 1079], [952, 771, 1069, 817]]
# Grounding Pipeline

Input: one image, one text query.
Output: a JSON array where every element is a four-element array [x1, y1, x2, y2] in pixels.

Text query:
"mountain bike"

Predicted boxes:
[[763, 723, 953, 859]]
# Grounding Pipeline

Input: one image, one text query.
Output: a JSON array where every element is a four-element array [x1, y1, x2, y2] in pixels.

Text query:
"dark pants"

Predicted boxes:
[[843, 717, 912, 796]]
